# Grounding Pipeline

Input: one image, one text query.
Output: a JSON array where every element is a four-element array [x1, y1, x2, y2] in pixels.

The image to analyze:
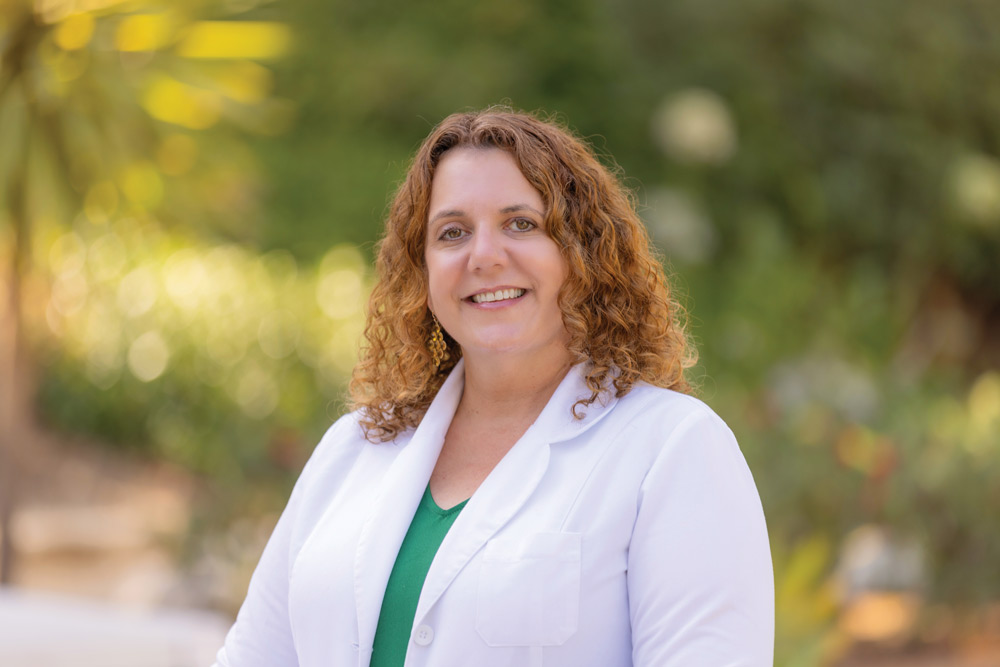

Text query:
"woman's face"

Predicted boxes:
[[424, 147, 570, 363]]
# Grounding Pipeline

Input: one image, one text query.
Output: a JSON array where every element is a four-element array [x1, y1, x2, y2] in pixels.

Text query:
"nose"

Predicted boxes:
[[467, 225, 506, 271]]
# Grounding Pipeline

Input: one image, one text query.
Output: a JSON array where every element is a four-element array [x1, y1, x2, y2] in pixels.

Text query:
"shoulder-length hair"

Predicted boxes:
[[349, 107, 695, 442]]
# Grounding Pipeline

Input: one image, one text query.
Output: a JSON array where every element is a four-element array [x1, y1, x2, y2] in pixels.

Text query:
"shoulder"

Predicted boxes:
[[296, 409, 419, 489], [598, 382, 755, 486], [621, 387, 774, 663], [280, 410, 412, 540], [611, 382, 733, 443], [302, 411, 367, 471], [291, 411, 378, 499]]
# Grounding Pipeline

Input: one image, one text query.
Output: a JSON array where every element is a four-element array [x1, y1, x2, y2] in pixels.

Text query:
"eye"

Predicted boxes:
[[439, 226, 465, 241], [509, 218, 536, 232]]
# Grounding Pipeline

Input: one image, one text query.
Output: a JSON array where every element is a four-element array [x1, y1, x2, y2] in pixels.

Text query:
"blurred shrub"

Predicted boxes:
[[30, 218, 368, 495]]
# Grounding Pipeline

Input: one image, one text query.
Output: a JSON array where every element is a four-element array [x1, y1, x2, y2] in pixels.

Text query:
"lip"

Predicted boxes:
[[464, 285, 528, 306]]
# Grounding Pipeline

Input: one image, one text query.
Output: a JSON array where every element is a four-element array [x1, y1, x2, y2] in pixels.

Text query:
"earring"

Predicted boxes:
[[429, 314, 450, 370]]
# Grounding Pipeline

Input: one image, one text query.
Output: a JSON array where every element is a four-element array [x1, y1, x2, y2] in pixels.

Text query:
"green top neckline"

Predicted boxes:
[[422, 484, 469, 517], [370, 482, 470, 667]]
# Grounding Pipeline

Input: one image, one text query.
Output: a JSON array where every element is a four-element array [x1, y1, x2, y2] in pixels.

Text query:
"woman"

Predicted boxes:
[[214, 108, 773, 667]]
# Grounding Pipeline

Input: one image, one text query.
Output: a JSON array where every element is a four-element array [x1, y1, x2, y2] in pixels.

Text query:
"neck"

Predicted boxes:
[[457, 347, 574, 422]]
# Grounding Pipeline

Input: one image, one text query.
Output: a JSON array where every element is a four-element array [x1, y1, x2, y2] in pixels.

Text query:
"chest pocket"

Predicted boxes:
[[475, 531, 582, 647]]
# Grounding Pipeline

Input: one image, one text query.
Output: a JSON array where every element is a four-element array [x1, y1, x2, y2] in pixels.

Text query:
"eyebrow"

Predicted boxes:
[[428, 204, 544, 224], [501, 204, 544, 216], [429, 209, 464, 224]]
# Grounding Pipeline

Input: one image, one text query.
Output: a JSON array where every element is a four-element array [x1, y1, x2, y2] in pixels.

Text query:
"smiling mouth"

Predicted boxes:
[[470, 288, 525, 304]]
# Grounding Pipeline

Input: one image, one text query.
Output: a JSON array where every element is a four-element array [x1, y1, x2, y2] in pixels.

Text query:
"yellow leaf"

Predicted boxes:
[[967, 371, 1000, 447], [142, 75, 221, 130], [177, 21, 291, 60], [969, 372, 1000, 427], [54, 13, 95, 50], [212, 61, 274, 104], [116, 13, 173, 52]]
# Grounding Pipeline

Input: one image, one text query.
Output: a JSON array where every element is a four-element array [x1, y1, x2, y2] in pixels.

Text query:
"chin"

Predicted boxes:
[[463, 335, 570, 359], [463, 341, 527, 355]]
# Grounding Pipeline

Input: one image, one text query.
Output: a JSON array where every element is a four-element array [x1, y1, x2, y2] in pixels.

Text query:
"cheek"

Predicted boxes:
[[546, 246, 570, 289], [425, 271, 436, 312], [425, 257, 446, 312]]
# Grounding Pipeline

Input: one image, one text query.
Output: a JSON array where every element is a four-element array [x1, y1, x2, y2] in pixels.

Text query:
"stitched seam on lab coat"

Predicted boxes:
[[287, 415, 372, 582], [629, 405, 711, 538], [554, 417, 634, 531], [555, 388, 710, 532]]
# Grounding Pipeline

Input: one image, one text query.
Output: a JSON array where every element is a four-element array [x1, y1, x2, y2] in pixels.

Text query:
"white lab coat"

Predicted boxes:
[[214, 359, 774, 666]]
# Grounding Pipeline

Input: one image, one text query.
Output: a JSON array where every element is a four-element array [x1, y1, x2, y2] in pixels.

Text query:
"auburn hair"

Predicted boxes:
[[349, 107, 695, 442]]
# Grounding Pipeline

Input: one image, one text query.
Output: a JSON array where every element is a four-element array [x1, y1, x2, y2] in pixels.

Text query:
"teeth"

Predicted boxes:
[[472, 288, 525, 303]]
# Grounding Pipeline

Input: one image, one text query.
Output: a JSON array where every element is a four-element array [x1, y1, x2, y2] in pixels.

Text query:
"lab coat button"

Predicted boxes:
[[414, 624, 434, 646]]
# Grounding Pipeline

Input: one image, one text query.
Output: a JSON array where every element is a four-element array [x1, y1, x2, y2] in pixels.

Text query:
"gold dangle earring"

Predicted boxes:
[[428, 314, 449, 370]]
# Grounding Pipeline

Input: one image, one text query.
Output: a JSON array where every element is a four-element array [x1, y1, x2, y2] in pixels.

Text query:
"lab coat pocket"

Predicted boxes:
[[476, 531, 582, 647]]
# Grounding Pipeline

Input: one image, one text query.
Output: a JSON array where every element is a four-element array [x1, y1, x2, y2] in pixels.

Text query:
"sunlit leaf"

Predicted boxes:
[[176, 21, 291, 60], [115, 13, 173, 52], [211, 61, 274, 104], [53, 12, 95, 50], [142, 75, 221, 129]]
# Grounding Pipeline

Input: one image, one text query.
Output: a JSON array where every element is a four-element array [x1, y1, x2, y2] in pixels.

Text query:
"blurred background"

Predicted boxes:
[[1, 0, 998, 665]]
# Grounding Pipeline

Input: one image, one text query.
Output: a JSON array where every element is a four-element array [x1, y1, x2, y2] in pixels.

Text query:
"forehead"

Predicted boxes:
[[428, 147, 543, 212]]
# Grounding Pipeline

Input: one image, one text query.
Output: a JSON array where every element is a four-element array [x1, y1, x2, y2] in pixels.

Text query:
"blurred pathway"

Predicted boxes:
[[8, 429, 197, 605], [0, 587, 228, 666], [0, 430, 233, 665]]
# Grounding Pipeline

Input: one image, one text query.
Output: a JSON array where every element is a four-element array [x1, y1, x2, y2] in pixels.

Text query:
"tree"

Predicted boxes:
[[0, 0, 290, 582]]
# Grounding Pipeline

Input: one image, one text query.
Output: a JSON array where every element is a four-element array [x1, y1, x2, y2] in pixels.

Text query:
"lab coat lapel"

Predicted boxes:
[[413, 362, 619, 622], [353, 359, 466, 660]]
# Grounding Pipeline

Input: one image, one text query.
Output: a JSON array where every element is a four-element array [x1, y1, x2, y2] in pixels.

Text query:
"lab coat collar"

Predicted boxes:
[[353, 358, 620, 659], [353, 359, 465, 662], [414, 359, 619, 627]]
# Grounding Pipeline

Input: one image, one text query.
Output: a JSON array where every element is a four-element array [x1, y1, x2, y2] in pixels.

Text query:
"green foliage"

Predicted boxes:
[[32, 220, 368, 483], [255, 0, 641, 258]]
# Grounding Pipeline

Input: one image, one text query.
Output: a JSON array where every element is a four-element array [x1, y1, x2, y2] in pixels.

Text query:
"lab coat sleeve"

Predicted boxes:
[[213, 487, 301, 667], [213, 415, 359, 667], [628, 406, 774, 666]]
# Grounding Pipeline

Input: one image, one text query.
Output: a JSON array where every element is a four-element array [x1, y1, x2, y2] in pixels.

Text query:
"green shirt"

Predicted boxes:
[[370, 485, 468, 667]]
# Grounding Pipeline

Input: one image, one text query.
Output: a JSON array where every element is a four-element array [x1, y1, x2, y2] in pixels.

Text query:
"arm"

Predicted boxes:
[[213, 486, 302, 667], [628, 407, 774, 666], [213, 414, 361, 667]]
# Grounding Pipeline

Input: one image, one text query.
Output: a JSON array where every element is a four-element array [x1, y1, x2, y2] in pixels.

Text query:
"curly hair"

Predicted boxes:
[[349, 107, 696, 442]]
